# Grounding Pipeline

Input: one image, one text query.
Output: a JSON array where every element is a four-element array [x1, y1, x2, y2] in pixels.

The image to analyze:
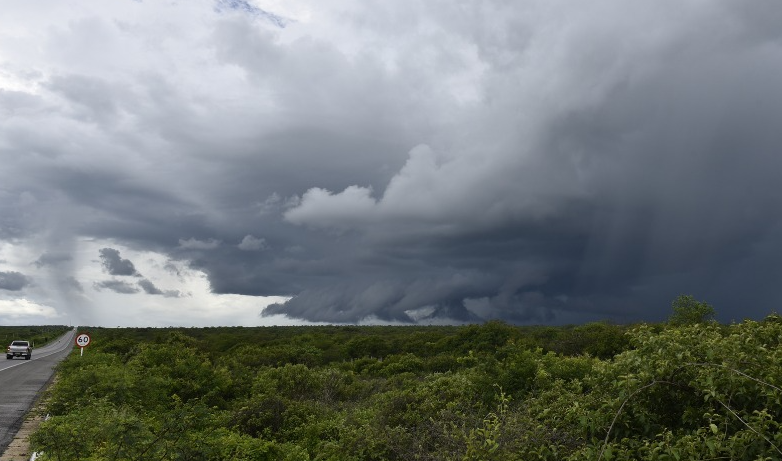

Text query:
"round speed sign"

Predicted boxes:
[[75, 333, 91, 348]]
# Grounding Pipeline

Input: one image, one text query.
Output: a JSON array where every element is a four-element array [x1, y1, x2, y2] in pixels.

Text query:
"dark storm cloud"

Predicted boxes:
[[138, 279, 163, 295], [94, 280, 139, 294], [0, 271, 30, 291], [99, 248, 138, 276], [138, 278, 182, 298], [262, 2, 782, 324], [4, 1, 782, 326], [144, 2, 782, 325]]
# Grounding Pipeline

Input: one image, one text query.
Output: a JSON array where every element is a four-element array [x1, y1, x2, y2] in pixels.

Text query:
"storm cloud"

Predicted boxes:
[[139, 279, 182, 298], [1, 1, 782, 326], [99, 248, 139, 277], [94, 280, 140, 295], [0, 272, 30, 291]]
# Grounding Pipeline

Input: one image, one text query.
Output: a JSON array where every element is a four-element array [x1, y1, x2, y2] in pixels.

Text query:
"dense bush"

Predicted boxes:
[[29, 314, 782, 460], [0, 325, 70, 349]]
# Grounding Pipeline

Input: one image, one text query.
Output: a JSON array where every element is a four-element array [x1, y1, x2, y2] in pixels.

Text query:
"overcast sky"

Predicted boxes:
[[1, 1, 781, 327]]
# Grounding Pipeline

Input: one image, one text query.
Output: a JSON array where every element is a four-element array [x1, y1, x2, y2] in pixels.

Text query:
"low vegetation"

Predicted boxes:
[[28, 297, 782, 460], [0, 325, 71, 349]]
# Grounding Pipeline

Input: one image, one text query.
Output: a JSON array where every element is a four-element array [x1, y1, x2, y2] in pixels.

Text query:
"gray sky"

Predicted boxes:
[[1, 0, 781, 327]]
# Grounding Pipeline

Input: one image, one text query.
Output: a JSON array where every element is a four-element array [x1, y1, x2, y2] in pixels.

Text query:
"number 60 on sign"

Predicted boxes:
[[75, 333, 91, 347]]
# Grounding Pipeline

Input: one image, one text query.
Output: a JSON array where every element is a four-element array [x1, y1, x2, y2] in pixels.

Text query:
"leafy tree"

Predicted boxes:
[[668, 294, 715, 325]]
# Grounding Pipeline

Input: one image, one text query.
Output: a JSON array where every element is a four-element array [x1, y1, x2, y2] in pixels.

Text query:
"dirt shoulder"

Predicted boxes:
[[0, 413, 44, 461]]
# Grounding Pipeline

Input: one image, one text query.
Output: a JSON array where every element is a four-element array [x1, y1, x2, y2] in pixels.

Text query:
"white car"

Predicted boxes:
[[6, 340, 32, 360]]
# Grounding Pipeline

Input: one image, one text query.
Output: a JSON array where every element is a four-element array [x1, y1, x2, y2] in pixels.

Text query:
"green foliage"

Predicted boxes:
[[571, 315, 782, 460], [0, 325, 70, 348], [462, 388, 510, 461], [30, 315, 782, 460], [668, 294, 715, 325]]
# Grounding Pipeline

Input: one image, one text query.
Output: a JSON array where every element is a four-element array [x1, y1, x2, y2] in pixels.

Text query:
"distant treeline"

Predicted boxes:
[[93, 320, 635, 363], [0, 325, 70, 348]]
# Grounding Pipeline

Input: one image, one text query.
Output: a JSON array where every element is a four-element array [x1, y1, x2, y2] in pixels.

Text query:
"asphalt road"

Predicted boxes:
[[0, 328, 77, 453]]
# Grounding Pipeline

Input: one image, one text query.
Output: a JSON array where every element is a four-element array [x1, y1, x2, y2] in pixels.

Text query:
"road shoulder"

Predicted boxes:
[[0, 379, 55, 461]]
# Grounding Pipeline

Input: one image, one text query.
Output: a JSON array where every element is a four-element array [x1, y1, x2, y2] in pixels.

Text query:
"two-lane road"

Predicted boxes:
[[0, 328, 77, 452]]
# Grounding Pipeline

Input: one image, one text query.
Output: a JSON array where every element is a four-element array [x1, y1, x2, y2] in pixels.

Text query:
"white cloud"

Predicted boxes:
[[0, 237, 305, 327], [252, 0, 313, 23], [238, 235, 268, 251], [282, 142, 551, 234], [0, 298, 60, 322], [178, 238, 222, 250], [284, 185, 378, 230], [72, 240, 296, 327]]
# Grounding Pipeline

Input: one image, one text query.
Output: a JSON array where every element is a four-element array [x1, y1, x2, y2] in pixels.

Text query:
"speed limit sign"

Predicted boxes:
[[75, 333, 91, 348]]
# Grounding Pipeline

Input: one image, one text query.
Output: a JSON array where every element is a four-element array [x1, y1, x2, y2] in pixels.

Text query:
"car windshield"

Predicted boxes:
[[11, 341, 28, 346]]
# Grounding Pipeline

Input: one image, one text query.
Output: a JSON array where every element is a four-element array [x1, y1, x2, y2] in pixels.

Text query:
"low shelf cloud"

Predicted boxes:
[[0, 1, 781, 326]]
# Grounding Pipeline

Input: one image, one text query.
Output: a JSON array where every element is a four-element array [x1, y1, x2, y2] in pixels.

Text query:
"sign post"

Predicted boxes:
[[75, 333, 91, 357]]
